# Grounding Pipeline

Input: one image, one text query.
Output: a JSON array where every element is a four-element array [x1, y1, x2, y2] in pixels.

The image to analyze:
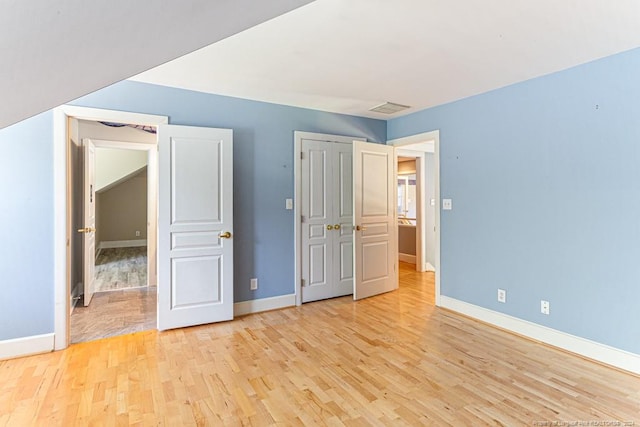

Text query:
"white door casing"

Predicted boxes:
[[353, 141, 398, 300], [82, 138, 97, 306], [301, 139, 353, 302], [157, 125, 234, 330]]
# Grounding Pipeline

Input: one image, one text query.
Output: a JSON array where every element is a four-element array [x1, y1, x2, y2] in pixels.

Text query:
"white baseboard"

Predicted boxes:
[[100, 239, 147, 249], [234, 294, 296, 317], [440, 296, 640, 375], [399, 253, 416, 264], [423, 262, 435, 272], [0, 333, 54, 360]]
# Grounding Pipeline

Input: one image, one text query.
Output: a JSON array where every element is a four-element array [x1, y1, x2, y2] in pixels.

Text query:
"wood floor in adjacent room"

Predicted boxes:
[[70, 246, 154, 344], [1, 263, 638, 425]]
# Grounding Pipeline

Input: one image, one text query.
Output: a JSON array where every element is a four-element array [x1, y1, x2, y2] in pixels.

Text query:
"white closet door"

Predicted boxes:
[[331, 142, 354, 297], [157, 124, 233, 330], [353, 141, 397, 300], [301, 139, 333, 302]]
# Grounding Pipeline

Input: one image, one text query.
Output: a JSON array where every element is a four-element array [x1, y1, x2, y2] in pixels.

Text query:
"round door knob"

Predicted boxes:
[[334, 224, 341, 230], [326, 225, 334, 230], [219, 231, 232, 239]]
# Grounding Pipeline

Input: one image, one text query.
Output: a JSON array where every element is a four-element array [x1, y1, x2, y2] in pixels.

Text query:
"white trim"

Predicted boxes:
[[54, 106, 168, 351], [0, 333, 54, 360], [293, 131, 367, 307], [99, 239, 148, 249], [53, 109, 67, 351], [387, 134, 436, 151], [398, 253, 417, 264], [440, 296, 640, 375], [387, 130, 441, 306], [234, 294, 296, 317]]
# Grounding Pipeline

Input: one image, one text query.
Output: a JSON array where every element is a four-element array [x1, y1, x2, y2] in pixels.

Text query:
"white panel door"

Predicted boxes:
[[301, 139, 332, 302], [301, 139, 353, 302], [332, 143, 354, 296], [353, 141, 397, 300], [81, 138, 97, 306], [158, 125, 233, 330]]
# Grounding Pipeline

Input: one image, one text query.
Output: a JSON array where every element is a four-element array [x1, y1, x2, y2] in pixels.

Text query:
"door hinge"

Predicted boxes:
[[301, 278, 306, 287], [301, 215, 306, 223], [300, 151, 304, 160]]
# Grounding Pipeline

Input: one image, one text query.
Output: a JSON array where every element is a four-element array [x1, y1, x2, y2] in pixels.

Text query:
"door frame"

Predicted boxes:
[[53, 105, 168, 350], [387, 130, 441, 306], [293, 131, 366, 306]]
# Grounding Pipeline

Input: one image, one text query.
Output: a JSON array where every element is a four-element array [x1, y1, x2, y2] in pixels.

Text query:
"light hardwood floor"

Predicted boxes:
[[1, 263, 638, 425]]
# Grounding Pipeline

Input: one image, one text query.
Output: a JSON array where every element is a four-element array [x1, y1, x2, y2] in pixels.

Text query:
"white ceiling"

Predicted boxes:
[[132, 0, 640, 120], [0, 0, 313, 128]]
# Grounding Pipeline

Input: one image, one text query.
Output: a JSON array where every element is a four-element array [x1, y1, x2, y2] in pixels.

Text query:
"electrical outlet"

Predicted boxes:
[[497, 289, 506, 303], [135, 230, 141, 237], [541, 300, 550, 315], [250, 278, 258, 291]]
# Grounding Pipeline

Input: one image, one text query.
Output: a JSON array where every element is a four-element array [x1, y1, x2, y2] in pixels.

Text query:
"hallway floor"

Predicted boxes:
[[94, 246, 147, 292], [70, 286, 156, 344], [71, 246, 154, 343]]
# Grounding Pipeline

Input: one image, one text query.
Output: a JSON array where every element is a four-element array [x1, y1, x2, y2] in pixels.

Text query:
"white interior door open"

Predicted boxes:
[[157, 125, 234, 330], [81, 138, 97, 306], [353, 141, 397, 300]]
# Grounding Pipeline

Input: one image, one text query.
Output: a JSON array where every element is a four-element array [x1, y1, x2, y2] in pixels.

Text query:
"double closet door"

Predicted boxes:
[[301, 139, 354, 303]]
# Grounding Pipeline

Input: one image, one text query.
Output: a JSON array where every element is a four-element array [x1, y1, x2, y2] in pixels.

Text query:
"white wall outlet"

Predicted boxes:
[[285, 198, 293, 210], [443, 199, 452, 210], [135, 230, 141, 237], [541, 300, 550, 315], [250, 278, 258, 291], [497, 289, 506, 303]]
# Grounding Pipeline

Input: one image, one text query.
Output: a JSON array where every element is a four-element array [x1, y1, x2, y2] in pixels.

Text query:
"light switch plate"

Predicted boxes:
[[443, 199, 452, 210], [285, 198, 293, 210]]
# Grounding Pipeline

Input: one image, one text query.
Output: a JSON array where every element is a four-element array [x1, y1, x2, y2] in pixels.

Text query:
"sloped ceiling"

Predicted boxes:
[[132, 0, 640, 119], [0, 0, 313, 129]]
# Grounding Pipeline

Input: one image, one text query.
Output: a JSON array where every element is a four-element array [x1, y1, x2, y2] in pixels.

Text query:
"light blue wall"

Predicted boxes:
[[388, 47, 640, 354], [0, 112, 54, 340], [0, 81, 385, 340]]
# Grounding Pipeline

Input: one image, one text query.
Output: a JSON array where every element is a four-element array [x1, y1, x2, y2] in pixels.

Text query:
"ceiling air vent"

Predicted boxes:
[[369, 102, 411, 114]]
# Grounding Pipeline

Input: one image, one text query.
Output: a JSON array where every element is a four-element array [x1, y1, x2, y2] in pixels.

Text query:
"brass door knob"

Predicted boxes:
[[77, 227, 96, 233], [326, 224, 334, 230], [219, 231, 232, 239], [334, 224, 341, 230], [356, 225, 367, 231]]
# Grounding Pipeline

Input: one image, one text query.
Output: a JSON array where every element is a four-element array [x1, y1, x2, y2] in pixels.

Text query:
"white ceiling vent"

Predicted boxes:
[[369, 102, 411, 114]]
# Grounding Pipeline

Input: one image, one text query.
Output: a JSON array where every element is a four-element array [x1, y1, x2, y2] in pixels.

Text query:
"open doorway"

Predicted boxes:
[[68, 118, 159, 343], [389, 130, 441, 306]]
